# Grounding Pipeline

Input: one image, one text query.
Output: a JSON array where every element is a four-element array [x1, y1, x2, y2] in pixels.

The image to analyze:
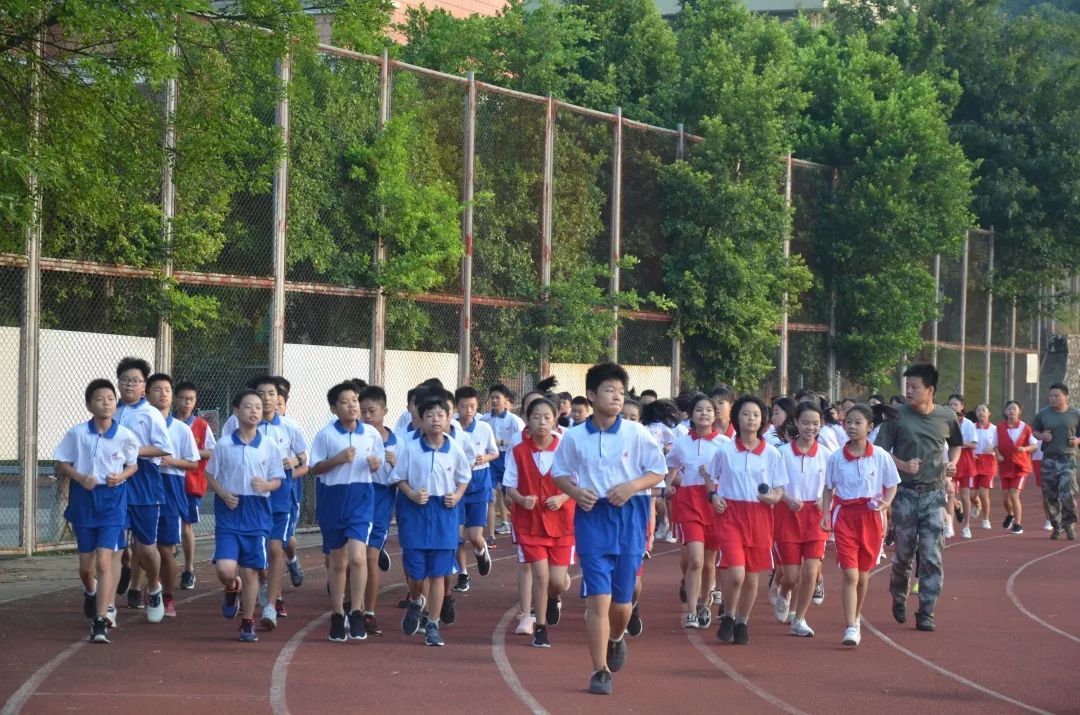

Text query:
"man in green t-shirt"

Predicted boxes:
[[1031, 383, 1080, 540], [874, 363, 962, 633]]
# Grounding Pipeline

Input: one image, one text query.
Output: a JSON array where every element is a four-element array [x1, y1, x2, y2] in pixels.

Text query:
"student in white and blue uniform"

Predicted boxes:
[[205, 389, 285, 642], [451, 386, 498, 592], [54, 379, 140, 643], [114, 357, 174, 622], [481, 384, 525, 536], [310, 381, 385, 643], [551, 363, 666, 695], [358, 384, 399, 638], [390, 393, 472, 647]]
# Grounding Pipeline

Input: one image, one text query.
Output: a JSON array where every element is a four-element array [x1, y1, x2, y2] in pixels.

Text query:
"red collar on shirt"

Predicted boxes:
[[842, 442, 874, 461], [690, 429, 721, 441], [723, 423, 736, 439], [735, 436, 766, 455], [791, 440, 819, 458], [526, 433, 560, 453]]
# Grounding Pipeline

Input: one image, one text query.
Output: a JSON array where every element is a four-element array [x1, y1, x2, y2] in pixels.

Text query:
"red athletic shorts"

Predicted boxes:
[[974, 454, 997, 490], [773, 502, 826, 565], [673, 486, 721, 550], [714, 500, 774, 572], [1001, 475, 1027, 491], [953, 476, 975, 490], [832, 499, 884, 572], [516, 534, 576, 566]]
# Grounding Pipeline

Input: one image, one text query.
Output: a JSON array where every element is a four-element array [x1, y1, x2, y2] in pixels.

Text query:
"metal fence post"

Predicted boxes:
[[673, 122, 685, 396], [157, 41, 178, 375], [539, 95, 554, 378], [983, 230, 994, 404], [932, 254, 941, 365], [19, 27, 45, 556], [958, 230, 970, 392], [370, 49, 390, 385], [269, 53, 291, 375], [780, 153, 793, 395], [609, 107, 622, 362], [827, 167, 840, 401], [1008, 297, 1017, 400], [459, 72, 476, 386]]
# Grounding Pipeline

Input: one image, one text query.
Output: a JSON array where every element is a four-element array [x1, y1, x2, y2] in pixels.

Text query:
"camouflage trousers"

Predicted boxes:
[[1041, 456, 1078, 529], [889, 485, 945, 616]]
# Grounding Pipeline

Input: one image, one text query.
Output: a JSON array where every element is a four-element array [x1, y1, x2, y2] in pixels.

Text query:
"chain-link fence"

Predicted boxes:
[[5, 23, 1074, 552]]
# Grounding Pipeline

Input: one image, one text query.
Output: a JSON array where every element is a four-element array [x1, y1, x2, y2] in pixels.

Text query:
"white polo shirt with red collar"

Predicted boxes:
[[780, 439, 833, 502], [709, 435, 787, 502], [825, 441, 900, 500]]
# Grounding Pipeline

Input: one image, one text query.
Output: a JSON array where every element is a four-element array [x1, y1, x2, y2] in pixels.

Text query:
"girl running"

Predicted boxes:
[[996, 400, 1037, 534], [972, 404, 996, 529]]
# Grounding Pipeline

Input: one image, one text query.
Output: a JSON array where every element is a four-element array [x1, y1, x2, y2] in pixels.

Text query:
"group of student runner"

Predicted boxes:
[[54, 357, 1079, 696]]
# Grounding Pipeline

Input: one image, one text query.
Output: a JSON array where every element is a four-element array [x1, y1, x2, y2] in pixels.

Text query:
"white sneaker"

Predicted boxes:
[[943, 519, 955, 538], [980, 519, 992, 530], [514, 613, 535, 635], [842, 625, 861, 646], [768, 582, 779, 607], [105, 605, 117, 628], [682, 612, 700, 629], [495, 521, 512, 536], [790, 618, 815, 637], [260, 604, 278, 631], [655, 524, 668, 541], [664, 531, 678, 543], [773, 592, 790, 623], [1043, 520, 1054, 531], [812, 579, 825, 606], [971, 505, 981, 519], [146, 588, 165, 623], [711, 589, 723, 606], [961, 526, 972, 539]]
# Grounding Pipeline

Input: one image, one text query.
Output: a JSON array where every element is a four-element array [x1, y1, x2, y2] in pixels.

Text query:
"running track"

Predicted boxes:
[[1, 489, 1076, 714]]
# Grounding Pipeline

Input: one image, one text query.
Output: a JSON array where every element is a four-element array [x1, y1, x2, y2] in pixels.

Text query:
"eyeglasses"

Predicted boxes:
[[118, 377, 145, 385]]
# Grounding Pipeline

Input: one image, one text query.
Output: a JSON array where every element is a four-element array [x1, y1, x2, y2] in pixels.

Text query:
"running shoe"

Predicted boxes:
[[402, 601, 423, 636], [260, 604, 277, 631], [452, 573, 471, 593], [349, 610, 367, 640], [773, 591, 790, 623], [287, 557, 305, 587], [222, 577, 241, 619], [163, 593, 176, 618], [425, 621, 444, 647], [812, 579, 825, 605], [378, 549, 391, 572], [606, 637, 628, 672], [1003, 514, 1014, 530], [790, 618, 814, 637], [180, 570, 195, 590], [696, 604, 711, 629], [83, 591, 96, 619], [514, 612, 534, 636], [146, 589, 165, 623], [440, 595, 457, 625], [126, 588, 144, 610], [546, 596, 562, 626], [239, 619, 259, 643], [275, 598, 288, 618], [733, 622, 749, 645], [363, 612, 382, 636], [477, 546, 492, 576], [532, 625, 550, 648], [589, 669, 613, 695], [1011, 523, 1024, 534], [329, 612, 348, 642], [842, 625, 860, 646], [682, 612, 699, 629], [89, 617, 110, 644], [626, 604, 643, 637]]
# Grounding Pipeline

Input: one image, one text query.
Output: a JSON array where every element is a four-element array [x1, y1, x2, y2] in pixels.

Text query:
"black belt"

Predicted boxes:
[[898, 481, 944, 493]]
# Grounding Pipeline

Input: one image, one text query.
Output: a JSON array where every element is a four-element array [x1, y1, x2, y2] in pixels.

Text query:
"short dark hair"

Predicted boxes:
[[489, 382, 514, 400], [889, 395, 904, 405], [845, 403, 874, 426], [868, 393, 885, 404], [1049, 382, 1069, 395], [421, 377, 445, 390], [525, 395, 558, 419], [731, 394, 769, 439], [640, 389, 658, 399], [231, 388, 260, 409], [359, 385, 388, 406], [275, 376, 291, 398], [146, 372, 172, 390], [455, 385, 480, 402], [585, 362, 628, 393], [418, 394, 450, 417], [350, 378, 368, 392], [116, 357, 151, 380], [247, 375, 278, 391], [642, 398, 680, 428], [327, 381, 359, 406], [947, 393, 965, 405], [85, 379, 116, 404], [557, 391, 572, 402], [840, 397, 856, 408], [175, 381, 198, 395], [903, 363, 939, 391], [709, 385, 736, 403], [571, 395, 591, 407]]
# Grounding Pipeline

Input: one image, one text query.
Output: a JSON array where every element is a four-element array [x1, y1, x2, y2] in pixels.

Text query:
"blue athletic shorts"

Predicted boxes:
[[578, 552, 643, 604], [402, 547, 458, 581], [321, 522, 373, 553], [461, 501, 488, 529], [270, 511, 292, 543], [214, 531, 268, 570], [128, 504, 160, 546], [156, 512, 181, 546], [74, 525, 125, 554], [181, 494, 201, 525], [286, 502, 300, 542]]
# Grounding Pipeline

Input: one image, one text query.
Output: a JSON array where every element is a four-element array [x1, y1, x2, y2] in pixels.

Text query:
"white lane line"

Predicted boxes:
[[686, 633, 810, 715], [1005, 542, 1080, 645], [861, 533, 1051, 714]]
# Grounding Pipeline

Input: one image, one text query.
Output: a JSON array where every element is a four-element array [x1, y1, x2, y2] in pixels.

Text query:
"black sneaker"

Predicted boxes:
[[402, 601, 423, 636], [679, 579, 687, 604], [606, 637, 628, 672], [180, 570, 195, 590], [588, 669, 613, 695], [1010, 523, 1024, 534], [83, 592, 96, 619], [348, 610, 367, 640], [328, 612, 348, 642], [126, 589, 144, 610], [532, 624, 551, 648], [440, 595, 457, 625], [452, 573, 471, 593], [89, 617, 110, 644], [716, 615, 735, 642], [476, 547, 492, 576], [378, 549, 391, 572], [892, 599, 907, 624], [363, 612, 382, 636], [546, 596, 562, 626], [954, 505, 964, 524], [733, 622, 749, 645], [116, 564, 131, 595], [626, 605, 643, 637], [1003, 514, 1014, 530], [915, 611, 936, 632]]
